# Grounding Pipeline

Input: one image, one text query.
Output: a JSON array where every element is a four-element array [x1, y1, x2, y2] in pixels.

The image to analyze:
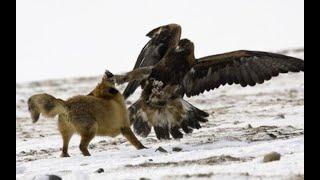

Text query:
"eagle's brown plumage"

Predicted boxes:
[[182, 50, 304, 97], [111, 24, 304, 140], [123, 24, 181, 99]]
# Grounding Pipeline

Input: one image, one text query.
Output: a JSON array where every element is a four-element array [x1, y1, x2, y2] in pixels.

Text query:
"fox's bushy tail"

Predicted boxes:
[[27, 93, 66, 123]]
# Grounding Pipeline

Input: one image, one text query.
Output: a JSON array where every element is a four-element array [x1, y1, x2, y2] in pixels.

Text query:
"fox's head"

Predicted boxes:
[[88, 70, 120, 99]]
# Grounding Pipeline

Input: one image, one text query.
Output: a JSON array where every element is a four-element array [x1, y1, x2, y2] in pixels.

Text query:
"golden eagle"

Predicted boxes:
[[111, 24, 304, 140]]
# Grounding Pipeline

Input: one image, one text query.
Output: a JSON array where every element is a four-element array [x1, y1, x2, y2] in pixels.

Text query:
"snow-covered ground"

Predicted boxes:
[[16, 49, 304, 179]]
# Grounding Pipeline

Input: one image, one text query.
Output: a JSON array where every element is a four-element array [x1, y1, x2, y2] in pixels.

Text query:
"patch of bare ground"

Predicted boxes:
[[124, 155, 253, 168], [166, 173, 304, 179], [192, 125, 303, 145], [244, 125, 304, 142]]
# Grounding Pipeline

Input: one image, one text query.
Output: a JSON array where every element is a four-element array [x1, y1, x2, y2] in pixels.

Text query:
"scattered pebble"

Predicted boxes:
[[139, 178, 151, 180], [233, 121, 240, 125], [268, 133, 277, 139], [263, 152, 281, 162], [111, 142, 117, 145], [20, 151, 26, 154], [95, 168, 104, 173], [33, 174, 62, 180], [40, 149, 49, 153], [47, 175, 62, 180], [241, 172, 250, 176], [155, 146, 168, 153], [172, 147, 182, 152], [276, 114, 285, 119]]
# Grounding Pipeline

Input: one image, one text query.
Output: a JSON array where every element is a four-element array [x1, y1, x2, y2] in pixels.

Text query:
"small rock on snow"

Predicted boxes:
[[95, 168, 104, 173], [172, 147, 183, 152], [155, 146, 168, 153], [263, 152, 281, 163], [33, 174, 62, 180], [276, 114, 285, 119], [139, 178, 151, 180]]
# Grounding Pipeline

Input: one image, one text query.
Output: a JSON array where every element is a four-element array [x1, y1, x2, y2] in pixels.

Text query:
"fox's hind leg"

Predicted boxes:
[[77, 121, 97, 156], [79, 130, 96, 156], [71, 113, 98, 156], [58, 116, 75, 157]]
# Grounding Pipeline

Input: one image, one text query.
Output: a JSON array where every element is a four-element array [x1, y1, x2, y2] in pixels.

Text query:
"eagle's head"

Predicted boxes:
[[175, 39, 194, 55], [146, 23, 181, 41]]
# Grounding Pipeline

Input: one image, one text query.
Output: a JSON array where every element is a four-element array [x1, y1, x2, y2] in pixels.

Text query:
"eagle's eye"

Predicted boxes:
[[175, 45, 185, 52]]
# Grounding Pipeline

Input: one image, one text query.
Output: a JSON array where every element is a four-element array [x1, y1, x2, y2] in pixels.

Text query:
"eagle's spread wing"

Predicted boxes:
[[123, 37, 168, 99], [182, 50, 304, 97]]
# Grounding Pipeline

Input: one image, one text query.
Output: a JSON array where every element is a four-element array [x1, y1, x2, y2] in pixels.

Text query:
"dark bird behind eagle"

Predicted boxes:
[[112, 24, 304, 140]]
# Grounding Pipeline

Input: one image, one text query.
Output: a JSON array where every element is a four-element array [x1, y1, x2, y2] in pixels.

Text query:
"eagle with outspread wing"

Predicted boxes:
[[111, 24, 304, 140]]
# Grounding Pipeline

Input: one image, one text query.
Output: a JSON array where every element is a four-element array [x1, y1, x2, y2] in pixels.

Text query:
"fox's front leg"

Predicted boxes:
[[121, 127, 146, 149]]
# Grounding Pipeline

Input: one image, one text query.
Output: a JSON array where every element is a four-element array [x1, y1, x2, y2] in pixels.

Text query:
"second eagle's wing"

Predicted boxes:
[[123, 24, 182, 99], [123, 38, 168, 99], [182, 50, 304, 97]]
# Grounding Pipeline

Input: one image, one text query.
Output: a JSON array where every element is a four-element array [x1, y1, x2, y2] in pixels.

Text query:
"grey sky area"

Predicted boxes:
[[16, 0, 304, 82]]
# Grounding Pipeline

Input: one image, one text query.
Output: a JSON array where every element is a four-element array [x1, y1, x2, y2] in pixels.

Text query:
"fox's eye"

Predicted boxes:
[[108, 88, 118, 95]]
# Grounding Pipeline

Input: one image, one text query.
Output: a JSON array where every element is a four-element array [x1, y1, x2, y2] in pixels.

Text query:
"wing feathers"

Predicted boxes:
[[183, 50, 304, 97]]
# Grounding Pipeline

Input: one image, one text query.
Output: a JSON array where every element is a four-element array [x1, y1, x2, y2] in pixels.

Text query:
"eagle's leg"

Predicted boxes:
[[110, 67, 153, 85], [154, 125, 171, 140]]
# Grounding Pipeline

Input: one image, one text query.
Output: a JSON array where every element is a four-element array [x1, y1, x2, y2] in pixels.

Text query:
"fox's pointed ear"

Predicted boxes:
[[104, 70, 114, 78], [102, 70, 114, 82], [146, 26, 162, 38]]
